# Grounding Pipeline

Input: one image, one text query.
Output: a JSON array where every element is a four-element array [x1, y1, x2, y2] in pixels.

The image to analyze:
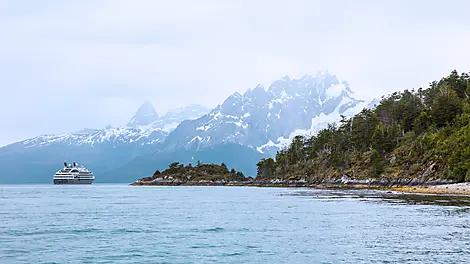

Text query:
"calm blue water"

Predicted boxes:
[[1, 184, 470, 263]]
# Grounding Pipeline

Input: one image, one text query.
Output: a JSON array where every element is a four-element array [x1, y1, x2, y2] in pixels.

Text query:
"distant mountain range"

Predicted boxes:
[[0, 70, 376, 183], [0, 104, 210, 183], [14, 103, 210, 149]]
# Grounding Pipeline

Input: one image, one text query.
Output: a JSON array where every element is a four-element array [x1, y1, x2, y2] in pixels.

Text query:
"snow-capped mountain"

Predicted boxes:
[[15, 103, 210, 149], [127, 101, 159, 127], [161, 70, 371, 154], [0, 70, 372, 183]]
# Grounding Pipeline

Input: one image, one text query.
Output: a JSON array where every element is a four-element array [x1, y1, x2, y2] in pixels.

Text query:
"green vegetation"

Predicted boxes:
[[138, 161, 248, 184], [257, 70, 470, 183]]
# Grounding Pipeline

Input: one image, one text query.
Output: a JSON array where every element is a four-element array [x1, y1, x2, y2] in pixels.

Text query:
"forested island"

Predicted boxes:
[[133, 71, 470, 194], [131, 161, 252, 186]]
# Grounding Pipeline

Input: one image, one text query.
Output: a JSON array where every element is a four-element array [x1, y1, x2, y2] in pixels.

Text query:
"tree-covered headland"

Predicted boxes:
[[257, 70, 470, 184]]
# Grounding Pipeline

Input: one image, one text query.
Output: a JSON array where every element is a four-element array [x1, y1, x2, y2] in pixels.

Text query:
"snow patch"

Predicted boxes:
[[189, 136, 202, 144], [213, 112, 222, 120], [256, 140, 276, 153], [256, 129, 314, 153], [196, 123, 212, 131], [326, 83, 345, 99], [162, 122, 179, 132], [233, 121, 249, 129]]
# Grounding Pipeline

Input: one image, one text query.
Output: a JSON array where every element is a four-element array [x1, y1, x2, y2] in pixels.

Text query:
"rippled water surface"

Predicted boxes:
[[2, 184, 470, 263]]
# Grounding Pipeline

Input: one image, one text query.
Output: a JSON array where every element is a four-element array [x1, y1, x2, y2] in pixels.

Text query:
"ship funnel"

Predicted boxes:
[[64, 162, 67, 167]]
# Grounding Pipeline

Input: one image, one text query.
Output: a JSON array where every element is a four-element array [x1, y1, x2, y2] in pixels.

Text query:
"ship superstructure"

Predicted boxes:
[[53, 162, 95, 184]]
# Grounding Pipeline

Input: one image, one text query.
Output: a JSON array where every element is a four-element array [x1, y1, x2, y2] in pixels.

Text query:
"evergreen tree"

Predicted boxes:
[[220, 162, 229, 174], [413, 111, 431, 135], [431, 85, 462, 127], [169, 162, 180, 169], [256, 158, 276, 179]]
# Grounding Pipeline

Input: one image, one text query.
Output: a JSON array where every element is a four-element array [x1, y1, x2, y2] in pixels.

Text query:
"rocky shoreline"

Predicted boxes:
[[130, 176, 470, 195]]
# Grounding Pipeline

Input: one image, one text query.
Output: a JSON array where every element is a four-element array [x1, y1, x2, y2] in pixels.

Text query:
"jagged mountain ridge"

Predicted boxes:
[[11, 104, 210, 150], [161, 70, 370, 154]]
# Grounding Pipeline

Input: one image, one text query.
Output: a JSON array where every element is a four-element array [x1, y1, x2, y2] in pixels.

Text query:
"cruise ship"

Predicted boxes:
[[53, 162, 95, 184]]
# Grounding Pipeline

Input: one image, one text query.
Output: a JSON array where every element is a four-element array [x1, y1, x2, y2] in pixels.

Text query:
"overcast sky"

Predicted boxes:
[[1, 0, 470, 147]]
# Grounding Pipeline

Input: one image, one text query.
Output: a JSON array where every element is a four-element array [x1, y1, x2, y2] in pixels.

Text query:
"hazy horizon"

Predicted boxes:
[[1, 0, 470, 146]]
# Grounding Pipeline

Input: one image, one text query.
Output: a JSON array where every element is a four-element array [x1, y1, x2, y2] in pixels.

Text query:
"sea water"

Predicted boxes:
[[1, 184, 470, 263]]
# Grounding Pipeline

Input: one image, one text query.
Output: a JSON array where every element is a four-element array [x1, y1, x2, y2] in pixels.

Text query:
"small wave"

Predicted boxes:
[[72, 228, 101, 234], [190, 244, 218, 249], [189, 227, 226, 233], [221, 252, 244, 257], [112, 228, 155, 234], [245, 245, 260, 249], [2, 249, 29, 255], [204, 227, 225, 232], [5, 228, 100, 236]]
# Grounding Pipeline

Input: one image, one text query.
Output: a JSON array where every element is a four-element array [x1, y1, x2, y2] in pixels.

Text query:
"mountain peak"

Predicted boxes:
[[316, 68, 330, 77], [127, 101, 159, 127], [300, 74, 313, 80], [231, 91, 242, 98]]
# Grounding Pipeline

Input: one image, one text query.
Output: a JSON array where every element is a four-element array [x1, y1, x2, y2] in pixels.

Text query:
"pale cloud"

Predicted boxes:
[[1, 0, 470, 146]]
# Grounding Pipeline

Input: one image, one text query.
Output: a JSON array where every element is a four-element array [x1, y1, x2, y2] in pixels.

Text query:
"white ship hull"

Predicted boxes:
[[53, 179, 94, 184]]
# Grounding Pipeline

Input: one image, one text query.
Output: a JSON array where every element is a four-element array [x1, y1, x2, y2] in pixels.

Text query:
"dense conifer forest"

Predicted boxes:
[[257, 70, 470, 183]]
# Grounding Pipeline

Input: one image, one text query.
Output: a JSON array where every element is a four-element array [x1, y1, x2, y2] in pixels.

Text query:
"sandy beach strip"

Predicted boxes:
[[391, 183, 470, 195]]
